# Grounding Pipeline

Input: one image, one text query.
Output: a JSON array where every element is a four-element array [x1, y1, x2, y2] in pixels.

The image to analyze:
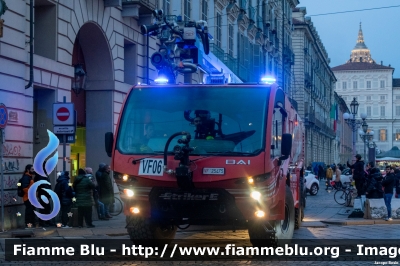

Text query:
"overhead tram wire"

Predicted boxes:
[[308, 5, 400, 17]]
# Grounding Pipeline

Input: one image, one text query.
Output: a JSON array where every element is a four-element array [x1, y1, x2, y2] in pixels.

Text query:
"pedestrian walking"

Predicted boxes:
[[347, 154, 365, 197], [54, 171, 74, 228], [318, 165, 325, 181], [20, 164, 35, 229], [73, 168, 95, 228], [382, 166, 396, 221], [97, 165, 114, 219], [85, 167, 108, 220], [325, 166, 333, 190]]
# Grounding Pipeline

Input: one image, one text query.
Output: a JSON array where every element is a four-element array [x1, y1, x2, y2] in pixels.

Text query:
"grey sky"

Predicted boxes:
[[297, 0, 400, 77]]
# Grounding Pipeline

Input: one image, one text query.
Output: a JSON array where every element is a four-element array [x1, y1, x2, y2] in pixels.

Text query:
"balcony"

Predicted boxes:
[[121, 0, 157, 18], [224, 53, 238, 74], [210, 43, 225, 62]]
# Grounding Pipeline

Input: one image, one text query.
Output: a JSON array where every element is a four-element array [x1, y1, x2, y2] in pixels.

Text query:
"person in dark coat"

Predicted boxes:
[[395, 167, 400, 198], [34, 172, 54, 227], [73, 169, 95, 228], [318, 165, 325, 180], [20, 164, 35, 229], [365, 163, 383, 199], [97, 165, 113, 219], [347, 154, 365, 197], [86, 167, 108, 220], [55, 171, 74, 228], [382, 166, 396, 221]]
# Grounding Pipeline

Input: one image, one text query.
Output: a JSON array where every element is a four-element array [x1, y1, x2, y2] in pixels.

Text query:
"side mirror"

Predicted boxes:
[[105, 132, 113, 157], [279, 133, 292, 161]]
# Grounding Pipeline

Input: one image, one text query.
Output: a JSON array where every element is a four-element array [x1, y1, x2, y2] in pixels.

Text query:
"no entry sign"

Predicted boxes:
[[53, 103, 74, 125]]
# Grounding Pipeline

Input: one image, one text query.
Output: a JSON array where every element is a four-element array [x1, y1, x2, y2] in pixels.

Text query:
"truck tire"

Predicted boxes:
[[248, 186, 295, 247], [126, 216, 177, 245]]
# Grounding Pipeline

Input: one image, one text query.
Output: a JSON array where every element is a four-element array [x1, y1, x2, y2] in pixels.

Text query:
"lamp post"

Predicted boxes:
[[343, 97, 367, 162], [72, 64, 86, 96], [358, 122, 374, 164]]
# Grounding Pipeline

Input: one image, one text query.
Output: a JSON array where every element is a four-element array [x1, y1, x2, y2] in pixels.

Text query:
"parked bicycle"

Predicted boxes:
[[109, 196, 123, 216], [334, 182, 355, 206]]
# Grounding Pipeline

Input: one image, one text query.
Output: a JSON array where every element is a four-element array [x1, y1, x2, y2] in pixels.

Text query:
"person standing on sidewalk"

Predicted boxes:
[[382, 166, 396, 221], [85, 167, 108, 220], [55, 171, 74, 228], [20, 164, 35, 229], [347, 154, 365, 197], [98, 165, 114, 219], [325, 166, 333, 190], [74, 169, 95, 228]]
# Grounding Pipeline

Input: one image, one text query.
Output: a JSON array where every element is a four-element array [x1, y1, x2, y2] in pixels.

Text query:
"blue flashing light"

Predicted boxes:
[[154, 77, 169, 84], [261, 75, 276, 84]]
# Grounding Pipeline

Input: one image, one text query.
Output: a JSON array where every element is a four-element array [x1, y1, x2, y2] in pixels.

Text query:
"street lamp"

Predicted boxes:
[[72, 64, 86, 96], [358, 123, 374, 165], [343, 97, 367, 162]]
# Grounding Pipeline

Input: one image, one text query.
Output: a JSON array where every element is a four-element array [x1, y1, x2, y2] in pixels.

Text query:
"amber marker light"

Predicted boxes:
[[122, 175, 129, 181], [247, 177, 254, 184]]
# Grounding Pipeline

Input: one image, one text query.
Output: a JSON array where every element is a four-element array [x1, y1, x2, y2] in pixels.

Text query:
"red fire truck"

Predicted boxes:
[[105, 81, 305, 246]]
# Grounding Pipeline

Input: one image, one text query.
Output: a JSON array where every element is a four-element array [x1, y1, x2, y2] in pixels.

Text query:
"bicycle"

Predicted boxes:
[[109, 196, 123, 216], [334, 183, 355, 206]]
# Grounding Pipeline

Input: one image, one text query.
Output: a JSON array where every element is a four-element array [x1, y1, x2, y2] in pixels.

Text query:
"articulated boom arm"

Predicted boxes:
[[140, 9, 211, 84]]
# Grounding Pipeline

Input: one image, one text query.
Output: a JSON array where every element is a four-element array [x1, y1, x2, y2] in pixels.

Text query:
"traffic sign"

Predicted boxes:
[[53, 103, 74, 125], [53, 126, 75, 134], [0, 103, 7, 129]]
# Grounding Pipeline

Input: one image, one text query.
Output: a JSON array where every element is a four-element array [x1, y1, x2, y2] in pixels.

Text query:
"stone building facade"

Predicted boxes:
[[332, 24, 397, 156], [291, 7, 336, 165]]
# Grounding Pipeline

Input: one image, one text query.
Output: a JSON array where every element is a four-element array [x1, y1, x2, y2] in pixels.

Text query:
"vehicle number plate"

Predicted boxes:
[[138, 159, 164, 176], [203, 168, 225, 175]]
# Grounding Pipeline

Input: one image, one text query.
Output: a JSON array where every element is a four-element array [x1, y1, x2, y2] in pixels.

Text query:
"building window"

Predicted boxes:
[[379, 129, 387, 141], [396, 106, 400, 116], [216, 13, 222, 48], [228, 24, 234, 56], [353, 81, 357, 89], [201, 0, 208, 21], [367, 96, 371, 101], [163, 0, 170, 14], [380, 106, 385, 116], [342, 81, 347, 89], [184, 0, 191, 21], [380, 80, 385, 88], [396, 95, 400, 100], [380, 95, 385, 101], [367, 81, 371, 88], [366, 106, 371, 116], [395, 129, 400, 141]]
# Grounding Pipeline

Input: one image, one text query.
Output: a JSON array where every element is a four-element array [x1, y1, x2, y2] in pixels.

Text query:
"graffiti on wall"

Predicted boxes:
[[2, 143, 22, 156]]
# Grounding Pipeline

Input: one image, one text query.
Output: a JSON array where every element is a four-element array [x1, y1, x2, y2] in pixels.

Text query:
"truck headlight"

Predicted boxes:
[[124, 189, 134, 197], [251, 191, 261, 201]]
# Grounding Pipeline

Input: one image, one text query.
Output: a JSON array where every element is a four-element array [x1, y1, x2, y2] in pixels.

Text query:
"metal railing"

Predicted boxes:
[[122, 0, 157, 10], [224, 53, 238, 74]]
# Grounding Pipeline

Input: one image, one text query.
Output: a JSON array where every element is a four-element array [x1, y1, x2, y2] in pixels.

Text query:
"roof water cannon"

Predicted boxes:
[[141, 10, 211, 84]]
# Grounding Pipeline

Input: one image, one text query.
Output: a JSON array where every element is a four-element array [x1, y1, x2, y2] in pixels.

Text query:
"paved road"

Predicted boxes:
[[1, 180, 399, 265]]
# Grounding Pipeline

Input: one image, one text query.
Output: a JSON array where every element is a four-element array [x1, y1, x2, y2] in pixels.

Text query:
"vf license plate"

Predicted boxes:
[[138, 159, 164, 176], [203, 168, 225, 175]]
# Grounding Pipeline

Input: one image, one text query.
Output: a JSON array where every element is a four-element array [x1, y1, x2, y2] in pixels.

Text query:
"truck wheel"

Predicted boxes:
[[126, 217, 177, 245], [248, 186, 295, 247]]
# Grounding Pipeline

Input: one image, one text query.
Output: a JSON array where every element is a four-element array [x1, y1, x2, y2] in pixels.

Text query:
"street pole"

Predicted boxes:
[[63, 96, 66, 172], [0, 128, 4, 232], [352, 125, 356, 163]]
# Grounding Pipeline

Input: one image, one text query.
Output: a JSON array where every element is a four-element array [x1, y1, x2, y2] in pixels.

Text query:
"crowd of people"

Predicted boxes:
[[20, 163, 114, 229], [307, 154, 400, 221]]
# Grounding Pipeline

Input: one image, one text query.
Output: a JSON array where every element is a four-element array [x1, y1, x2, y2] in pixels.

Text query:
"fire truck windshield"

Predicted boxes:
[[116, 86, 270, 155]]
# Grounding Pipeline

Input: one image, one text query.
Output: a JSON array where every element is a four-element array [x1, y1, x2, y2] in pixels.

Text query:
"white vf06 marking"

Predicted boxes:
[[225, 160, 251, 165], [138, 159, 164, 176]]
